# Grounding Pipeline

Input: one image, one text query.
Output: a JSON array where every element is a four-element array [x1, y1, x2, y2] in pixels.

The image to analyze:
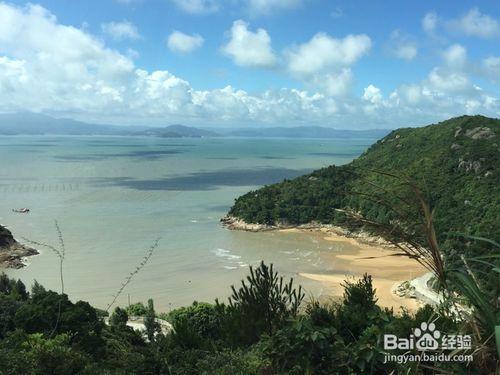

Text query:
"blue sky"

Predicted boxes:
[[0, 0, 499, 128]]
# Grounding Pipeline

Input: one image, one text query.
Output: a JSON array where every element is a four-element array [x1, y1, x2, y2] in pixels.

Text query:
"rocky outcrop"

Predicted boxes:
[[221, 216, 395, 248], [0, 225, 38, 269], [464, 126, 495, 140], [457, 158, 482, 173]]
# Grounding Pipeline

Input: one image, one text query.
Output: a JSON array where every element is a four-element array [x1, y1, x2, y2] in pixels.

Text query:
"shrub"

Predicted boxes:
[[218, 261, 305, 346]]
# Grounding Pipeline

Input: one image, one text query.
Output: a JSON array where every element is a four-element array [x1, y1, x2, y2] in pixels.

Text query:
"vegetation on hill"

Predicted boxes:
[[228, 115, 499, 286], [229, 115, 498, 236], [225, 115, 500, 373]]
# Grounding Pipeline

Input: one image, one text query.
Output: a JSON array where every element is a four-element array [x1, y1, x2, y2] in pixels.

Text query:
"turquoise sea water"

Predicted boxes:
[[0, 136, 376, 311]]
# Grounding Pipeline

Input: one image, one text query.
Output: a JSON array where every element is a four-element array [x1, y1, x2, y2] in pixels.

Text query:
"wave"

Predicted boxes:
[[212, 248, 242, 260]]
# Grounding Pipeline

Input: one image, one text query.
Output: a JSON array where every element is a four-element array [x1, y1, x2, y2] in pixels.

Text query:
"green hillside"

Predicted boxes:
[[228, 115, 499, 256]]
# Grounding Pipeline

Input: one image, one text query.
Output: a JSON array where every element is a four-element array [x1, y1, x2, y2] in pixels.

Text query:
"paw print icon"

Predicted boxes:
[[414, 322, 441, 350]]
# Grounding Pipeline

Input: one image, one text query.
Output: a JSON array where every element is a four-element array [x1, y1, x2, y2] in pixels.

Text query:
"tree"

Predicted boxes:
[[219, 261, 305, 346], [144, 299, 160, 342], [109, 307, 128, 329]]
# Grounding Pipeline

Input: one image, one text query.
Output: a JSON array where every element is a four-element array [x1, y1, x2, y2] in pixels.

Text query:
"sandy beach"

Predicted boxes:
[[281, 228, 427, 312]]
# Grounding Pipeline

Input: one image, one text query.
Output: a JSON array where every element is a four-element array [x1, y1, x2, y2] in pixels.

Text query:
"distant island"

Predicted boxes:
[[0, 112, 389, 139], [133, 124, 219, 138]]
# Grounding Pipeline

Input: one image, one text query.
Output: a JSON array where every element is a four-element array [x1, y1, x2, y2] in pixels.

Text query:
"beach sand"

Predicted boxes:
[[281, 228, 426, 312]]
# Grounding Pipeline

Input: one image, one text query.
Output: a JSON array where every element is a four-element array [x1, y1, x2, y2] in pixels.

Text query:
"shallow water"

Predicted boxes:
[[0, 135, 376, 311]]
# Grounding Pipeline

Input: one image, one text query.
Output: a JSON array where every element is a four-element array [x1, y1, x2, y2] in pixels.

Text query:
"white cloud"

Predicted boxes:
[[170, 0, 219, 14], [395, 45, 417, 60], [286, 33, 371, 76], [285, 33, 371, 97], [442, 44, 467, 69], [167, 31, 204, 54], [427, 68, 474, 94], [422, 11, 437, 34], [0, 3, 498, 128], [389, 30, 417, 61], [221, 20, 277, 68], [312, 69, 353, 97], [246, 0, 303, 16], [101, 20, 140, 40], [0, 2, 134, 114], [447, 8, 500, 38], [363, 85, 382, 104], [482, 56, 500, 83]]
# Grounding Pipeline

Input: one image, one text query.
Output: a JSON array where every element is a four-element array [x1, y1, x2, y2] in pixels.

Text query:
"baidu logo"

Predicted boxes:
[[414, 322, 440, 350], [384, 321, 471, 351]]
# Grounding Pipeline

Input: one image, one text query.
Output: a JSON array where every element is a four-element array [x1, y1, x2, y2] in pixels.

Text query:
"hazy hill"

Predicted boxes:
[[0, 113, 215, 137], [0, 113, 390, 139], [220, 126, 389, 138], [135, 124, 220, 138], [0, 113, 138, 135]]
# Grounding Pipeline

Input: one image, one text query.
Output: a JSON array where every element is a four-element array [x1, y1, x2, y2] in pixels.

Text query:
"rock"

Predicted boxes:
[[0, 225, 15, 247], [457, 158, 482, 173], [220, 216, 275, 232], [464, 127, 495, 140], [394, 280, 417, 298], [454, 127, 463, 137], [0, 225, 38, 269], [450, 143, 462, 150]]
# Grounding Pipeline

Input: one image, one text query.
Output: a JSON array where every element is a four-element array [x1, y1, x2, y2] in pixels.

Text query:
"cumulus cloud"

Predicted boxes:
[[442, 44, 467, 69], [422, 11, 438, 34], [170, 0, 219, 14], [311, 69, 353, 97], [101, 20, 140, 40], [221, 20, 277, 68], [285, 33, 370, 97], [447, 8, 500, 38], [395, 44, 417, 60], [0, 2, 498, 128], [482, 56, 500, 83], [389, 30, 417, 61], [286, 33, 371, 76], [167, 31, 204, 54], [363, 85, 383, 104]]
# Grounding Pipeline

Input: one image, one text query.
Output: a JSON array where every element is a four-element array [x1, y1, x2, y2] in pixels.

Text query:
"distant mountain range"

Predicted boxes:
[[219, 126, 389, 138], [0, 113, 389, 139], [0, 113, 143, 135], [135, 124, 219, 138]]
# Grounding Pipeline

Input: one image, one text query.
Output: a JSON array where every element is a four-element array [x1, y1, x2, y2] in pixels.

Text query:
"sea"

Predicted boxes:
[[0, 135, 377, 311]]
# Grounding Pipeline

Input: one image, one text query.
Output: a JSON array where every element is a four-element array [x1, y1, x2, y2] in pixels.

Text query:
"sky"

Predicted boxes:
[[0, 0, 499, 129]]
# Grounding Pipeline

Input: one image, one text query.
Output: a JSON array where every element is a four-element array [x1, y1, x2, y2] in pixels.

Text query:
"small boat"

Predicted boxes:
[[12, 208, 30, 213]]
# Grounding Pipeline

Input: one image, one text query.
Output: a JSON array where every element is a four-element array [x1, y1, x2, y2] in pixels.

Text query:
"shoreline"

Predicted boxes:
[[0, 242, 39, 269], [221, 215, 397, 249], [222, 216, 427, 312], [0, 224, 39, 269]]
